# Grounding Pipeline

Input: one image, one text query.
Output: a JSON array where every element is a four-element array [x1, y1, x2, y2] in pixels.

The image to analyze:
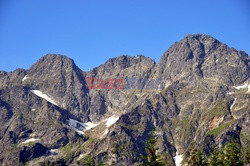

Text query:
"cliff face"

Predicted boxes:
[[158, 35, 249, 85], [0, 34, 249, 165]]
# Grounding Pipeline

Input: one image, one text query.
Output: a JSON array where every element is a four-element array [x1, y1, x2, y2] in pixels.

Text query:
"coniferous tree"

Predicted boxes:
[[186, 149, 207, 166], [241, 145, 250, 165], [140, 133, 164, 166], [185, 141, 246, 166], [221, 141, 243, 166], [208, 147, 224, 166], [208, 141, 244, 166], [85, 156, 95, 166]]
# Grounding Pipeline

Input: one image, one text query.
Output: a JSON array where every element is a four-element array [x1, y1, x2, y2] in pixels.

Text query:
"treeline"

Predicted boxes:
[[140, 135, 250, 166], [184, 141, 250, 166], [81, 135, 249, 166]]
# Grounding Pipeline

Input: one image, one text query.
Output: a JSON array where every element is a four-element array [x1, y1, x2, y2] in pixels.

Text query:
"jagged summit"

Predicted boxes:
[[28, 54, 77, 73], [183, 34, 218, 41], [88, 55, 155, 75], [26, 35, 249, 77], [158, 34, 249, 85]]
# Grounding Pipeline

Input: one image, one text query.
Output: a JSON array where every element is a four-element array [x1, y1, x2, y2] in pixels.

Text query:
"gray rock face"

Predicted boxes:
[[27, 54, 90, 121], [86, 55, 156, 121], [158, 34, 249, 85], [0, 34, 249, 165]]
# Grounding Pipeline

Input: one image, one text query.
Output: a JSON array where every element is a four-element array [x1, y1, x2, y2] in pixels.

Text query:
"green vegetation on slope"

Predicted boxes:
[[207, 121, 232, 137]]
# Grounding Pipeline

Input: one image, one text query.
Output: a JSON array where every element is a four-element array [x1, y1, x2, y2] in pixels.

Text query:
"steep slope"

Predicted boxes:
[[158, 34, 249, 85], [86, 55, 156, 121], [156, 34, 250, 155], [0, 34, 249, 166], [26, 54, 90, 121]]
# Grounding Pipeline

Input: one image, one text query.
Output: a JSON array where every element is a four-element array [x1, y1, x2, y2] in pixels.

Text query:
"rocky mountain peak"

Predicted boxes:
[[20, 54, 89, 121], [158, 34, 249, 85], [88, 55, 156, 79], [183, 34, 218, 42], [28, 54, 76, 74], [99, 55, 155, 70]]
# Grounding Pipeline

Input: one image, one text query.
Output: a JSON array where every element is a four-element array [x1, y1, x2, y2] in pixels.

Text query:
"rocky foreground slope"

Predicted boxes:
[[0, 34, 249, 165]]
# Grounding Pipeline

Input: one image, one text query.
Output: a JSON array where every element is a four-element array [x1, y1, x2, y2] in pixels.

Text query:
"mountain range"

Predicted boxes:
[[0, 34, 249, 166]]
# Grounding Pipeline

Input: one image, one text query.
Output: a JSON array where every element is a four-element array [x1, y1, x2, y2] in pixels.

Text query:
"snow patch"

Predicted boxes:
[[234, 83, 248, 89], [233, 82, 250, 93], [22, 75, 28, 82], [84, 121, 99, 131], [78, 154, 84, 160], [104, 129, 109, 135], [49, 149, 58, 155], [106, 115, 119, 127], [67, 115, 119, 136], [67, 119, 84, 134], [30, 90, 58, 106], [230, 98, 237, 111], [67, 118, 98, 135], [20, 138, 40, 145], [50, 149, 57, 153], [227, 92, 234, 95], [174, 152, 183, 166], [78, 153, 89, 161]]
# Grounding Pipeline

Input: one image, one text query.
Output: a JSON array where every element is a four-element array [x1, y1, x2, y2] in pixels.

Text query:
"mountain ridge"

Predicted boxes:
[[2, 34, 249, 73]]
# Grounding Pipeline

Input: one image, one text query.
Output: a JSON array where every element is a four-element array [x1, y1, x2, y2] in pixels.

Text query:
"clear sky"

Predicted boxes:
[[0, 0, 249, 72]]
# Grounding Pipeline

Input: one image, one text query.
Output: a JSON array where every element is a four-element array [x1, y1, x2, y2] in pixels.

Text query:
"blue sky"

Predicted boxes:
[[0, 0, 249, 72]]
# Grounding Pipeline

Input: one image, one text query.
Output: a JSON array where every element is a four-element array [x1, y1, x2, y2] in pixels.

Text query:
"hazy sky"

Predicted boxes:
[[0, 0, 249, 71]]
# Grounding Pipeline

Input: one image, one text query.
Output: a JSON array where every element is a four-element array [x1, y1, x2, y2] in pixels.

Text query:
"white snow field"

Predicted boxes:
[[19, 138, 40, 145], [174, 152, 183, 166], [22, 75, 29, 82], [233, 82, 250, 93], [30, 90, 58, 106], [105, 115, 119, 127], [230, 98, 237, 111], [67, 118, 98, 135]]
